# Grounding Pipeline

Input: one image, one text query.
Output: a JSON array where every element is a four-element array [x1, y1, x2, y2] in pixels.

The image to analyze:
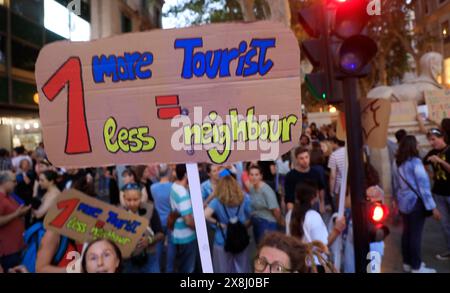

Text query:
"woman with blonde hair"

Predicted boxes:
[[204, 170, 252, 273]]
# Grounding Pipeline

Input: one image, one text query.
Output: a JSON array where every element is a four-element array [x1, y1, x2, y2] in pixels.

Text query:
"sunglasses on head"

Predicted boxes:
[[427, 128, 443, 137], [123, 183, 140, 191]]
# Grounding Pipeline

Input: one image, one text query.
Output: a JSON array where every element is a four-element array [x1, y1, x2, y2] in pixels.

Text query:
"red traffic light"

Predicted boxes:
[[333, 0, 370, 39], [369, 203, 389, 225], [372, 205, 384, 222]]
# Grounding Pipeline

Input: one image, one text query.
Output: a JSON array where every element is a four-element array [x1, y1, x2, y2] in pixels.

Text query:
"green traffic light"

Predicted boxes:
[[305, 75, 324, 101], [322, 93, 326, 99]]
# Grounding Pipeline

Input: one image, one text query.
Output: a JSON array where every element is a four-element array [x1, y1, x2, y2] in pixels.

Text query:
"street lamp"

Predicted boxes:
[[33, 93, 39, 105]]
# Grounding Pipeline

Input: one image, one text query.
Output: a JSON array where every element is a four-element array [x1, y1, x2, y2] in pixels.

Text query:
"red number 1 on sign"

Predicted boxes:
[[41, 57, 92, 154], [49, 198, 80, 228]]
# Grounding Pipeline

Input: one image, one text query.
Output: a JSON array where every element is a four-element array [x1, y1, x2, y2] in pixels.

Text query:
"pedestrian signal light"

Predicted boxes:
[[369, 203, 388, 225]]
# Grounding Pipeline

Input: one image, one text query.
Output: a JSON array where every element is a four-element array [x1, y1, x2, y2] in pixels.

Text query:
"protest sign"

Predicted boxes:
[[35, 21, 301, 168], [44, 189, 149, 258], [417, 105, 428, 120], [425, 90, 450, 124], [334, 98, 390, 148], [336, 111, 346, 142], [361, 98, 391, 148], [389, 101, 417, 124]]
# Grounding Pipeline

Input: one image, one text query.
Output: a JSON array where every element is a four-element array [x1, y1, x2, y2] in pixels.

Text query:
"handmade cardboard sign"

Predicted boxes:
[[389, 101, 417, 124], [336, 111, 346, 142], [35, 21, 301, 168], [361, 98, 391, 148], [417, 105, 428, 120], [334, 98, 390, 148], [425, 90, 450, 124], [43, 189, 149, 258]]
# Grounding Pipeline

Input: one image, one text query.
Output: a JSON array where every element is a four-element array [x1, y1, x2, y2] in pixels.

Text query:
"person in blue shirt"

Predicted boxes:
[[201, 164, 222, 256], [201, 164, 221, 205], [150, 164, 175, 272], [392, 135, 441, 273], [204, 172, 252, 273], [169, 165, 197, 273]]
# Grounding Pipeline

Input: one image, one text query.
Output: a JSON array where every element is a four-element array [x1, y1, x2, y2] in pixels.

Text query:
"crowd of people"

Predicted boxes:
[[388, 116, 450, 273], [0, 116, 449, 274]]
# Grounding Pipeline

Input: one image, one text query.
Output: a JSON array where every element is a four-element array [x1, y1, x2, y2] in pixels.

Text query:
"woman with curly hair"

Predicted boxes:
[[254, 232, 336, 273]]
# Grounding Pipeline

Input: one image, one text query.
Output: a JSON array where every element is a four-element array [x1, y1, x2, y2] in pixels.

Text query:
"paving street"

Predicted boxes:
[[383, 216, 450, 273]]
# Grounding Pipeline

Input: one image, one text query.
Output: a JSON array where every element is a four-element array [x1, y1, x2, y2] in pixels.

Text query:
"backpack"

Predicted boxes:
[[218, 203, 249, 254], [21, 222, 70, 273]]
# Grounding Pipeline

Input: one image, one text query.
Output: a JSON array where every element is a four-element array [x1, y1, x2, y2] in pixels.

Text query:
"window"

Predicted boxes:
[[0, 35, 5, 66], [11, 0, 44, 24], [55, 0, 90, 22], [44, 0, 90, 41], [0, 5, 5, 32], [11, 41, 39, 72], [121, 13, 132, 33], [12, 79, 37, 105], [0, 77, 7, 103], [45, 28, 65, 44], [11, 13, 43, 46]]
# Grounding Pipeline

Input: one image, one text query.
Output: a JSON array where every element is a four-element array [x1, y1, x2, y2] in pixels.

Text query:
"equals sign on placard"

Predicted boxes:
[[155, 95, 182, 119]]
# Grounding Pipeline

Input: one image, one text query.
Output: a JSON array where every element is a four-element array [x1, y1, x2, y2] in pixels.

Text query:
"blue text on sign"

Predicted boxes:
[[174, 38, 276, 79], [92, 52, 153, 83]]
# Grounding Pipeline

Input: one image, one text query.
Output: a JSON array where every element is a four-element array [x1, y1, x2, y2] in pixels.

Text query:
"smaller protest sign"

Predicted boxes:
[[417, 105, 428, 121], [389, 101, 417, 124], [361, 98, 391, 148], [44, 189, 149, 258], [336, 112, 346, 142], [425, 90, 450, 124]]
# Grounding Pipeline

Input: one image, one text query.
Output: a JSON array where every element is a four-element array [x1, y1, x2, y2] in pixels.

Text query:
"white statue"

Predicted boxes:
[[367, 52, 443, 104]]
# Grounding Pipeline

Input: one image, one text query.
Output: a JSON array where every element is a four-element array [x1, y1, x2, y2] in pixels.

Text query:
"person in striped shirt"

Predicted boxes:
[[169, 164, 198, 273], [328, 137, 346, 209]]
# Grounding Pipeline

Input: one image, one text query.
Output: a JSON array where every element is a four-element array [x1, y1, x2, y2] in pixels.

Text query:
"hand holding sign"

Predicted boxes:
[[43, 189, 149, 258]]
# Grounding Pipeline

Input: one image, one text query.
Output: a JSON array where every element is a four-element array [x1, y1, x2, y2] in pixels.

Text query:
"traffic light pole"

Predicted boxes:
[[342, 77, 370, 273]]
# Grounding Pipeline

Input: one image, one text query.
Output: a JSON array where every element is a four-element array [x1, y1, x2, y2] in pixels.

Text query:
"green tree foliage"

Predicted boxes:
[[163, 0, 274, 26], [163, 0, 243, 25]]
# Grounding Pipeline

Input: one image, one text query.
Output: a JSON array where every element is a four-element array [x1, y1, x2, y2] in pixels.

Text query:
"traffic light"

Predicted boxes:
[[299, 3, 343, 103], [368, 202, 390, 242], [299, 0, 378, 102], [330, 0, 378, 78]]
